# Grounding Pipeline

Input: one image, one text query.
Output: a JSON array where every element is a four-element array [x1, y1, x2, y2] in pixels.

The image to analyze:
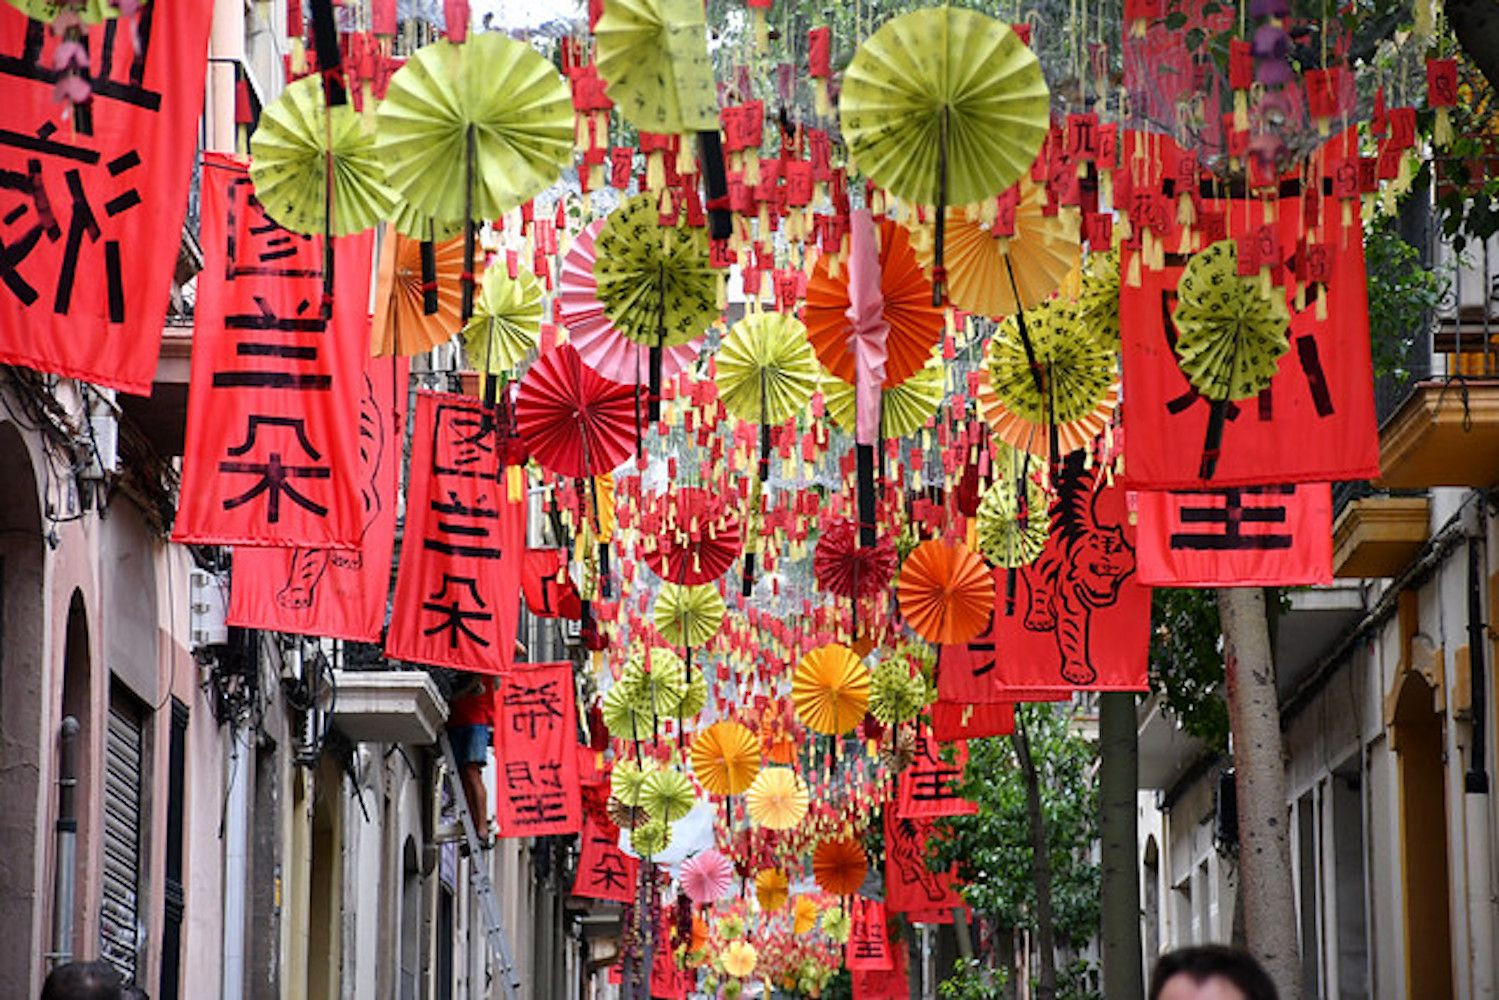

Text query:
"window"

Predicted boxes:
[[1297, 789, 1321, 996], [100, 685, 148, 982], [1331, 761, 1370, 999]]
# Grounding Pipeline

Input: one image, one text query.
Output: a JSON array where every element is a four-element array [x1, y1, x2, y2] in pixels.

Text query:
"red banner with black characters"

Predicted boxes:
[[897, 728, 976, 820], [386, 391, 526, 673], [846, 896, 895, 972], [175, 155, 373, 548], [494, 661, 582, 837], [573, 819, 638, 903], [1133, 482, 1333, 587], [884, 808, 964, 915], [227, 355, 408, 640], [1119, 129, 1378, 489], [993, 454, 1151, 697], [0, 3, 211, 393], [522, 548, 583, 619]]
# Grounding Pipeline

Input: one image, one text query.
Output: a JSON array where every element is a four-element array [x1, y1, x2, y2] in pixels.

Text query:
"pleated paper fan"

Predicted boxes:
[[723, 940, 758, 978], [813, 519, 899, 600], [868, 659, 929, 725], [250, 74, 394, 237], [652, 583, 726, 648], [805, 219, 943, 389], [607, 795, 649, 830], [372, 232, 466, 357], [593, 0, 719, 134], [716, 312, 821, 426], [754, 868, 791, 911], [559, 218, 704, 384], [603, 681, 654, 742], [976, 471, 1050, 568], [793, 896, 818, 935], [682, 849, 735, 903], [611, 759, 650, 806], [745, 767, 809, 831], [896, 540, 995, 644], [594, 193, 719, 350], [1172, 240, 1292, 401], [638, 768, 696, 823], [678, 666, 709, 720], [631, 818, 672, 857], [906, 177, 1079, 318], [463, 265, 544, 374], [375, 34, 573, 223], [820, 353, 945, 439], [1077, 250, 1122, 347], [812, 837, 869, 896], [839, 7, 1050, 208], [690, 720, 762, 796], [792, 644, 872, 736], [638, 487, 744, 585], [624, 645, 688, 718], [515, 344, 640, 478]]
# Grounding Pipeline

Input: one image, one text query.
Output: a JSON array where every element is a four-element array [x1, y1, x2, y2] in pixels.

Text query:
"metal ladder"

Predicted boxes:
[[437, 731, 522, 1000]]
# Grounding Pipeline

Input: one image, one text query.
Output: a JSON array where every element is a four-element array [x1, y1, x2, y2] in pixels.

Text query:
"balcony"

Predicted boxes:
[[1333, 495, 1430, 578], [1137, 693, 1212, 791], [1377, 379, 1499, 489], [329, 668, 449, 745]]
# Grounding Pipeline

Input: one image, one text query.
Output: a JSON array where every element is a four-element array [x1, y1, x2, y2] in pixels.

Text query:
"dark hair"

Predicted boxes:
[[1149, 945, 1279, 1000], [40, 959, 123, 1000]]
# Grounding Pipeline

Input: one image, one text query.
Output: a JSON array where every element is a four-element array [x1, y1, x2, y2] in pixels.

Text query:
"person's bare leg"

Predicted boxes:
[[460, 762, 489, 840]]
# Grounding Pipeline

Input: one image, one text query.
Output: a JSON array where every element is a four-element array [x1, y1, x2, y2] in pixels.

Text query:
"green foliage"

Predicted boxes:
[[931, 704, 1100, 950], [1364, 217, 1447, 382], [1149, 588, 1229, 751], [939, 958, 1005, 1000]]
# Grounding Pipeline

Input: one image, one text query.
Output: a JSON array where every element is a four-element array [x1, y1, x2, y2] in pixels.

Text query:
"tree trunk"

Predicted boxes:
[[1448, 0, 1499, 94], [1219, 586, 1301, 1000], [1099, 691, 1145, 1000], [1000, 924, 1017, 1000], [1012, 712, 1057, 1000]]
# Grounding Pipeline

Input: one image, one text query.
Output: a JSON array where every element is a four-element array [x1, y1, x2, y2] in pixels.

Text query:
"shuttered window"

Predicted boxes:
[[100, 693, 145, 981]]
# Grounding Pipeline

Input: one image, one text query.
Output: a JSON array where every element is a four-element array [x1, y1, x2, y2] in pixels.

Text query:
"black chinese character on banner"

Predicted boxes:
[[433, 402, 499, 479], [421, 574, 492, 649], [424, 490, 501, 559], [505, 678, 564, 739], [219, 415, 330, 522], [1169, 486, 1294, 551]]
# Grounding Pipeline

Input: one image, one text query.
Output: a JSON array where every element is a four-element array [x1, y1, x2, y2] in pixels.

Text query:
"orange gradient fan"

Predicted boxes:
[[896, 540, 995, 644], [804, 218, 943, 389], [813, 837, 869, 896], [755, 868, 790, 911], [745, 767, 809, 830], [792, 644, 872, 736]]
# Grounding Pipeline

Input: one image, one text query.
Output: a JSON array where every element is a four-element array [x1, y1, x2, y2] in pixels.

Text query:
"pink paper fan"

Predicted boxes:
[[681, 848, 735, 904], [558, 218, 704, 385]]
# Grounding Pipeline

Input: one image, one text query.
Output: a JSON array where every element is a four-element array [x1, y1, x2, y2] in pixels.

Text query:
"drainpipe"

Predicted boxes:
[[49, 716, 80, 968], [1467, 493, 1489, 795], [221, 726, 250, 1000]]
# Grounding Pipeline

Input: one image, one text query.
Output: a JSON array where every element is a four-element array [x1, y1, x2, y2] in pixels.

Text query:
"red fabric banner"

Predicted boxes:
[[897, 729, 976, 820], [884, 808, 964, 914], [522, 548, 583, 619], [227, 355, 408, 640], [851, 933, 909, 999], [386, 391, 526, 673], [175, 155, 373, 547], [993, 455, 1151, 696], [494, 661, 582, 837], [1133, 482, 1333, 587], [572, 819, 638, 903], [931, 701, 1016, 741], [1119, 129, 1377, 488], [0, 4, 211, 393], [846, 897, 895, 971], [938, 617, 1069, 708]]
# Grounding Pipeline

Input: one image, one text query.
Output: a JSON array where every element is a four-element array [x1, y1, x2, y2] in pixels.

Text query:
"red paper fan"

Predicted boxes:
[[516, 343, 640, 478], [805, 219, 943, 389], [639, 486, 743, 585], [813, 518, 898, 599]]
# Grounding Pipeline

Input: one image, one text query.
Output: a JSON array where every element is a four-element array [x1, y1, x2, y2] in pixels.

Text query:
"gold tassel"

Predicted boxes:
[[1436, 107, 1453, 148], [754, 7, 768, 49], [1233, 90, 1249, 132], [1126, 251, 1142, 288], [744, 150, 761, 189], [646, 150, 665, 192], [675, 135, 696, 178], [814, 80, 831, 118]]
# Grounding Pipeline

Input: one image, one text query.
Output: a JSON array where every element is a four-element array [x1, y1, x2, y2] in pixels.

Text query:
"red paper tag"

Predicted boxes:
[[807, 26, 831, 77], [1229, 39, 1253, 90], [1427, 58, 1458, 108]]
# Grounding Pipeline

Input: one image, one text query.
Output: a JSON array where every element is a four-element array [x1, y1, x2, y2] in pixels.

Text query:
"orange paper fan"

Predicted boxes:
[[813, 837, 869, 896], [745, 767, 809, 830], [804, 219, 943, 389], [372, 232, 466, 356], [792, 644, 871, 736], [755, 868, 790, 911], [690, 720, 762, 796], [896, 540, 995, 644]]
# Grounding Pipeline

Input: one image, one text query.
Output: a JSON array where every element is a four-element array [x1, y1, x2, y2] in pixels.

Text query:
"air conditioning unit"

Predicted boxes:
[[79, 387, 120, 481], [189, 568, 229, 648]]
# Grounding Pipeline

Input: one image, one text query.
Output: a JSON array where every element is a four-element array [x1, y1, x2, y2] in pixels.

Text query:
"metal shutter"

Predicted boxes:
[[100, 699, 144, 981]]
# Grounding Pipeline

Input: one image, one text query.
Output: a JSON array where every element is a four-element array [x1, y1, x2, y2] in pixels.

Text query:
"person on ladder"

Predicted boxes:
[[446, 670, 498, 849]]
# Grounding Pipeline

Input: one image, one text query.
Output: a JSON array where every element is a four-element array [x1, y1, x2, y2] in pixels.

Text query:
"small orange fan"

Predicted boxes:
[[813, 836, 869, 896], [896, 540, 995, 644], [372, 232, 467, 356]]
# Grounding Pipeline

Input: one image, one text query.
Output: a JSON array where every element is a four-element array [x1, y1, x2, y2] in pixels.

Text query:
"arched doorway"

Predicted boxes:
[[1391, 669, 1454, 996], [399, 836, 421, 1000], [0, 421, 45, 991], [60, 590, 94, 964]]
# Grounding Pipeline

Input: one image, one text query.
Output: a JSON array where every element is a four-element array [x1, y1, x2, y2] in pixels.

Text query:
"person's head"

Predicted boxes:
[[1149, 945, 1279, 1000], [41, 959, 123, 1000]]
